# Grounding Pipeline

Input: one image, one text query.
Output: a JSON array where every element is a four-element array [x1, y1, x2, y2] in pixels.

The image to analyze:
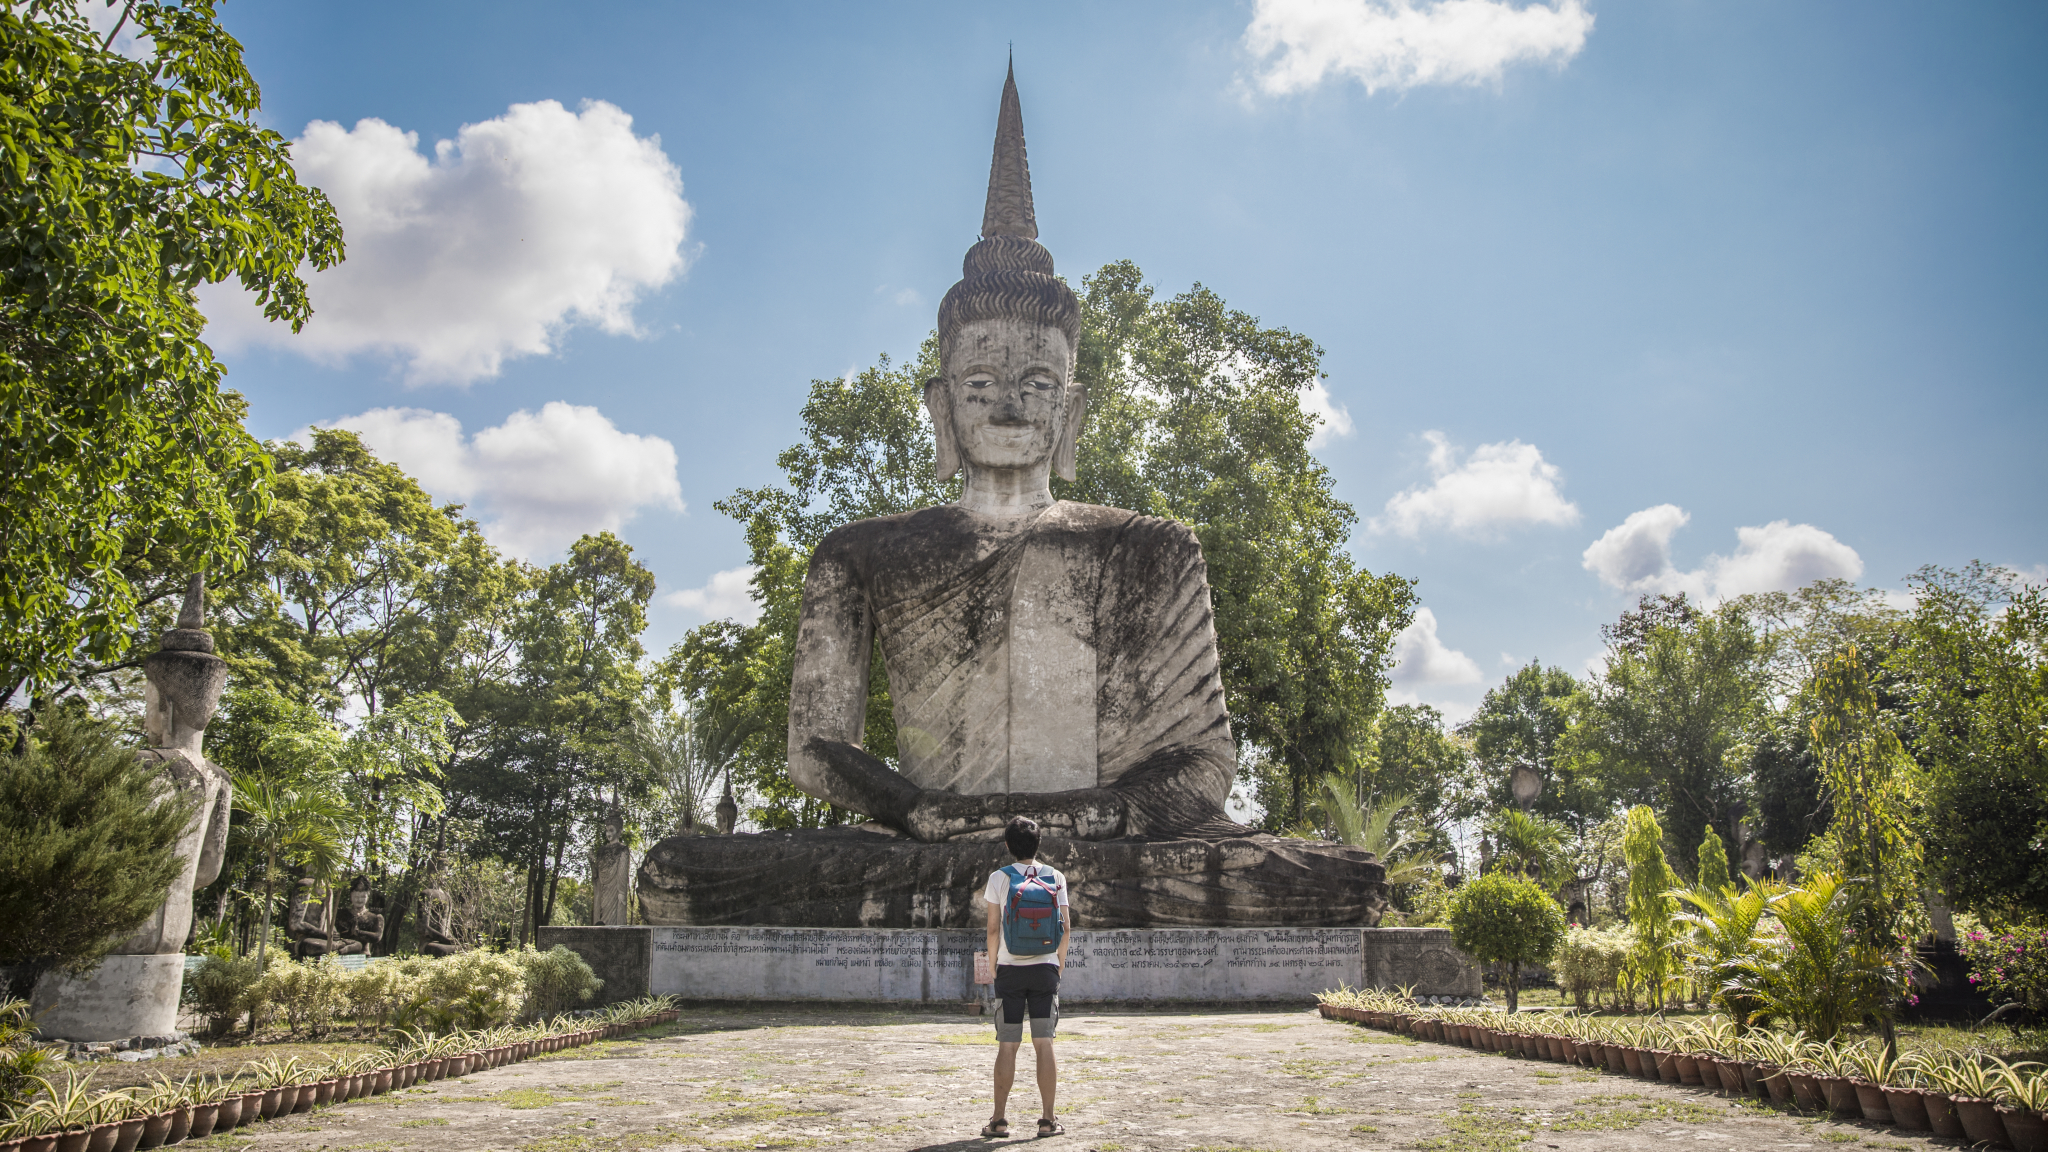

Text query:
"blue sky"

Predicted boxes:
[[198, 0, 2048, 720]]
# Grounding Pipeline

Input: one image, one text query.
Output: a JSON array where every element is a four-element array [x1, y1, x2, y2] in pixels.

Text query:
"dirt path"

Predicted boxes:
[[188, 1005, 1961, 1151]]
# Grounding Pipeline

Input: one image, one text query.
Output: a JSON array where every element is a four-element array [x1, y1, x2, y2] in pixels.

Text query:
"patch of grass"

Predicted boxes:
[[1548, 1093, 1720, 1133], [1295, 1096, 1345, 1115], [1225, 1022, 1299, 1033], [1818, 1134, 1858, 1145], [396, 1118, 449, 1128], [1413, 1105, 1536, 1152], [1455, 1091, 1482, 1099], [1349, 1123, 1380, 1134], [1346, 1032, 1418, 1046], [1394, 1055, 1441, 1064], [1280, 1058, 1343, 1079]]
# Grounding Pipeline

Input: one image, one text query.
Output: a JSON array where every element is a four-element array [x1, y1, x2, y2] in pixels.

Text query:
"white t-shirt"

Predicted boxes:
[[983, 861, 1070, 967]]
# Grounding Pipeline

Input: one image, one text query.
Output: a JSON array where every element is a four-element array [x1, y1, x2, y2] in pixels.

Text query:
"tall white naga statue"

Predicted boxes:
[[33, 576, 234, 1041], [638, 65, 1389, 930]]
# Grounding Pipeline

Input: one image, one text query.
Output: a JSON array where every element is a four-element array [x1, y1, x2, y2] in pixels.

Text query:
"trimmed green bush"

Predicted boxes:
[[182, 953, 262, 1036], [1552, 924, 1632, 1011], [513, 944, 602, 1020], [1447, 870, 1567, 1012]]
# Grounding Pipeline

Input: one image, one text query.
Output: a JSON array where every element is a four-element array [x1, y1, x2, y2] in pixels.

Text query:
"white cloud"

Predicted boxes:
[[662, 566, 762, 626], [1302, 379, 1355, 448], [1581, 505, 1865, 602], [202, 100, 691, 384], [1372, 431, 1580, 537], [1390, 607, 1484, 689], [320, 403, 683, 559], [1244, 0, 1594, 97]]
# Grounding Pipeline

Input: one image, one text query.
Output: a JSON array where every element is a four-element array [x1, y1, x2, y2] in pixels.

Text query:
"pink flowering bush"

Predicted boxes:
[[1959, 925, 2048, 1015]]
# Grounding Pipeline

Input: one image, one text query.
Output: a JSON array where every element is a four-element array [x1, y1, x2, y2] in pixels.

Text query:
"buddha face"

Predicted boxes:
[[933, 317, 1078, 476]]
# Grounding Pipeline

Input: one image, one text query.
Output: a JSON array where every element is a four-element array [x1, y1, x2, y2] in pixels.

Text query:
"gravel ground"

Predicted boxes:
[[174, 1005, 1969, 1152]]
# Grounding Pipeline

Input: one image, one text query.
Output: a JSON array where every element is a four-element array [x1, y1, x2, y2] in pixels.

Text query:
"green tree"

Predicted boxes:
[[1303, 778, 1436, 889], [0, 707, 195, 999], [1696, 821, 1732, 893], [224, 691, 354, 964], [1571, 597, 1767, 864], [1446, 870, 1566, 1012], [1622, 804, 1678, 1007], [1485, 808, 1574, 893], [1809, 645, 1921, 1050], [1363, 703, 1476, 851], [1461, 662, 1591, 828], [1891, 563, 2048, 921], [0, 0, 343, 693], [689, 265, 1415, 829]]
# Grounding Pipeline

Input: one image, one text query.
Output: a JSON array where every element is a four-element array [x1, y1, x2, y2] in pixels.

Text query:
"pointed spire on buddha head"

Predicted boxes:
[[933, 61, 1086, 484], [143, 573, 227, 753]]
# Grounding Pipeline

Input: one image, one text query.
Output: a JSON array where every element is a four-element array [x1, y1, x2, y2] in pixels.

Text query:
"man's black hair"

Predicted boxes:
[[1004, 816, 1041, 861]]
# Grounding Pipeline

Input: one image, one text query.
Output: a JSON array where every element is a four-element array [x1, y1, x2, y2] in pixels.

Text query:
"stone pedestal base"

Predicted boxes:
[[539, 925, 1480, 1005], [639, 826, 1388, 929], [31, 954, 184, 1042]]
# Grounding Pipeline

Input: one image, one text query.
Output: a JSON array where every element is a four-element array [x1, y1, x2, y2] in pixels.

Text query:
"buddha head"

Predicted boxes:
[[142, 574, 227, 756], [928, 63, 1086, 485]]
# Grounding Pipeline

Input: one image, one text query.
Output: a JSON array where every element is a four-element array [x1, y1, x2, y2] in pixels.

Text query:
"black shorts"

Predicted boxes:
[[992, 963, 1060, 1042]]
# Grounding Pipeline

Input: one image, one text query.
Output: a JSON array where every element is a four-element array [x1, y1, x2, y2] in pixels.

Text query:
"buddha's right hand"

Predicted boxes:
[[903, 790, 1007, 842]]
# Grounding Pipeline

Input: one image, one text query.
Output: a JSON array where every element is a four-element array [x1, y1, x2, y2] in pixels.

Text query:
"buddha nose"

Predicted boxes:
[[992, 383, 1030, 424]]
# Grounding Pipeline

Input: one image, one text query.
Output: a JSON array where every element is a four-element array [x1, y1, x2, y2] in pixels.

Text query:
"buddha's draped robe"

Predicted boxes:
[[791, 501, 1236, 837]]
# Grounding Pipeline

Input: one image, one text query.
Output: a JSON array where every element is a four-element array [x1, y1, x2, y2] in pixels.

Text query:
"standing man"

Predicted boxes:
[[982, 817, 1070, 1139]]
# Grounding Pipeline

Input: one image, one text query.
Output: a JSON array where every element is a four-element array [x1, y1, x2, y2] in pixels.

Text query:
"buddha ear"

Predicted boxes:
[[925, 377, 960, 482], [1053, 386, 1087, 483]]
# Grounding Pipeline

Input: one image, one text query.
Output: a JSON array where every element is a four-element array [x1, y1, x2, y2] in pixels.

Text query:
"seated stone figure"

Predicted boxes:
[[338, 875, 386, 952], [288, 878, 361, 958], [640, 66, 1385, 930], [417, 857, 463, 957]]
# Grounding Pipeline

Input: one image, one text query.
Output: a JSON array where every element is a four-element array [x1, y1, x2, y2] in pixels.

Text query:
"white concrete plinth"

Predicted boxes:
[[625, 925, 1479, 1004], [31, 954, 184, 1041]]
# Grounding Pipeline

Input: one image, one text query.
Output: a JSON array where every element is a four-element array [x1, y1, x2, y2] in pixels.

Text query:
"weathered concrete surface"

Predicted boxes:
[[28, 954, 183, 1041], [1362, 927, 1486, 998], [537, 926, 651, 1006], [198, 1004, 1958, 1152], [548, 925, 1480, 1004], [639, 827, 1390, 929]]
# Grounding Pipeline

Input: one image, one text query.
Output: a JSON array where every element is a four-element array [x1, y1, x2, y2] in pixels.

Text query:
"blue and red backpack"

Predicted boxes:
[[1000, 864, 1066, 957]]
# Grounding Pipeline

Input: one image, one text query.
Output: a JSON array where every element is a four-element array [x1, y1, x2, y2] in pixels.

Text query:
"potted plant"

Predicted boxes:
[[1994, 1062, 2047, 1152], [1930, 1057, 2012, 1148], [1844, 1044, 1896, 1126]]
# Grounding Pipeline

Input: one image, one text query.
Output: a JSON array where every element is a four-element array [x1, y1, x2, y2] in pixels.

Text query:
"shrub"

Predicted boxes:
[[182, 953, 262, 1036], [247, 955, 348, 1037], [1447, 870, 1566, 1012], [513, 945, 602, 1020], [342, 961, 426, 1032], [0, 999, 51, 1115], [1553, 924, 1633, 1011], [419, 949, 525, 1031], [1623, 805, 1678, 1006], [1697, 823, 1731, 893], [1959, 923, 2048, 1017], [0, 707, 196, 1000]]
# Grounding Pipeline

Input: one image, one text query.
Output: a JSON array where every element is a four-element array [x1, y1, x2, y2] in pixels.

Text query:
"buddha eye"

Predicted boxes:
[[964, 375, 994, 389], [1026, 377, 1055, 391]]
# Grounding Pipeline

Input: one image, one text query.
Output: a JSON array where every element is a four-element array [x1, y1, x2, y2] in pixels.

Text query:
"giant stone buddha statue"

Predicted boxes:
[[639, 65, 1387, 929]]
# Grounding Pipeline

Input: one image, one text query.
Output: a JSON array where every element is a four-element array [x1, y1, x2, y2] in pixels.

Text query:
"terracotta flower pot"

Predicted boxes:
[[256, 1088, 283, 1119], [372, 1069, 393, 1095], [287, 1084, 315, 1115], [1675, 1054, 1703, 1086], [83, 1122, 118, 1152], [1820, 1076, 1862, 1119], [311, 1079, 336, 1105], [211, 1097, 241, 1131], [184, 1106, 218, 1142], [1606, 1043, 1629, 1073], [1951, 1096, 2010, 1148], [1880, 1086, 1928, 1131], [1739, 1061, 1765, 1097], [1923, 1091, 1964, 1138], [21, 1136, 59, 1152], [1999, 1106, 2047, 1152], [112, 1119, 145, 1152], [1761, 1066, 1793, 1104], [162, 1106, 190, 1146], [51, 1132, 88, 1152], [136, 1113, 173, 1151], [1787, 1072, 1826, 1111], [1851, 1082, 1891, 1126], [1657, 1051, 1682, 1084], [1620, 1046, 1643, 1077]]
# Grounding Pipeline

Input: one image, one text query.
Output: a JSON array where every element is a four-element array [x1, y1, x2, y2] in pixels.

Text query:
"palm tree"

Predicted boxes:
[[230, 765, 351, 964], [1487, 808, 1573, 892], [1309, 777, 1438, 887], [631, 697, 760, 834], [1730, 873, 1892, 1043], [1672, 879, 1776, 1026]]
